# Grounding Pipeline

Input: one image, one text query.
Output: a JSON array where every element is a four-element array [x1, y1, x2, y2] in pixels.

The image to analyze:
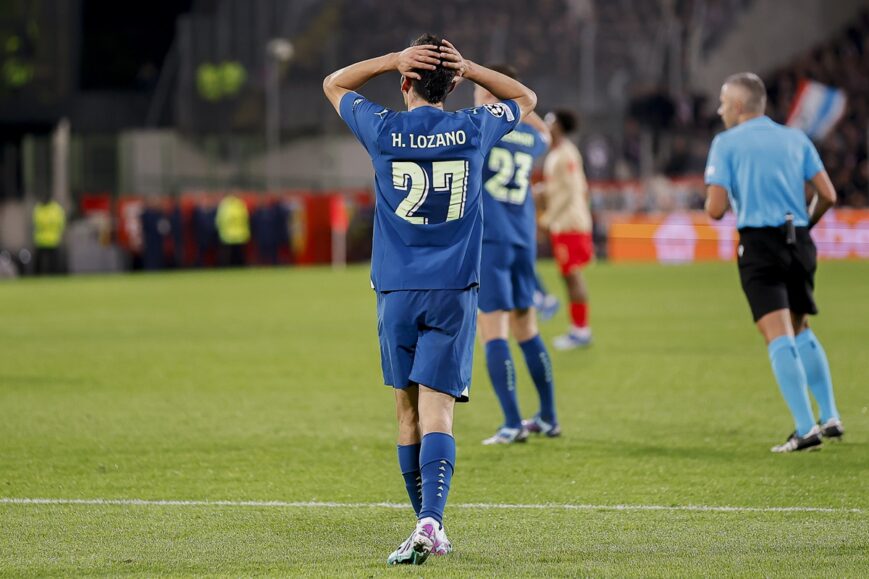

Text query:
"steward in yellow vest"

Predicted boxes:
[[33, 200, 66, 275], [215, 194, 250, 266], [33, 200, 65, 248]]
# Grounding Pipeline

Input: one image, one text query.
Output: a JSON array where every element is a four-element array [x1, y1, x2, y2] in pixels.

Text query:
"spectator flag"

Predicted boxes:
[[786, 80, 847, 141]]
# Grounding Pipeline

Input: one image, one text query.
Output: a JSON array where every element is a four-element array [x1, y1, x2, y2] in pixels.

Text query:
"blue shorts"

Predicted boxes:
[[478, 241, 536, 313], [376, 288, 478, 402]]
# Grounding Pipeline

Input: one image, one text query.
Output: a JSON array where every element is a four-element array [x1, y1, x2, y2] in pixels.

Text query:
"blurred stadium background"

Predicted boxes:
[[1, 0, 867, 274], [3, 1, 869, 575]]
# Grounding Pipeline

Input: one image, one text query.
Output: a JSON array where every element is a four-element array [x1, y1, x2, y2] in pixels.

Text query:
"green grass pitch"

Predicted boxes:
[[1, 260, 868, 576]]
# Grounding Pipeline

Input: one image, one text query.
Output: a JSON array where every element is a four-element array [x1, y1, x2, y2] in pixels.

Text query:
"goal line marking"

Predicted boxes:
[[0, 497, 863, 514]]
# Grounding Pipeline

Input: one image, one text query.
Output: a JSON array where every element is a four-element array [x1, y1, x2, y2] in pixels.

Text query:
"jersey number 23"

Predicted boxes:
[[485, 147, 533, 205]]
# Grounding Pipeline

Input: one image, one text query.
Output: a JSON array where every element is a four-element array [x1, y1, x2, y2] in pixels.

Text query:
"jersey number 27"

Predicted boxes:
[[393, 160, 469, 224]]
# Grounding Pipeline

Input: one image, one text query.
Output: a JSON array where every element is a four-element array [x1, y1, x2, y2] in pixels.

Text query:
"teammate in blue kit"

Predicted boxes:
[[323, 35, 537, 564], [705, 72, 843, 453], [474, 65, 561, 445]]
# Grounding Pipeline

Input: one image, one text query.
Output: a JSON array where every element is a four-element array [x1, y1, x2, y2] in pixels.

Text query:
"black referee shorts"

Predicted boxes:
[[737, 226, 818, 322]]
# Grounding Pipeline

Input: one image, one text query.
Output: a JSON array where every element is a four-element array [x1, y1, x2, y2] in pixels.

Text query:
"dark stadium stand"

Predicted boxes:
[[649, 8, 869, 208], [764, 9, 869, 207]]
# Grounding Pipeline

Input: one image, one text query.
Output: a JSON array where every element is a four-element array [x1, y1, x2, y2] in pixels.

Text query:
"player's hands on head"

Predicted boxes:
[[438, 40, 468, 78], [396, 45, 441, 80]]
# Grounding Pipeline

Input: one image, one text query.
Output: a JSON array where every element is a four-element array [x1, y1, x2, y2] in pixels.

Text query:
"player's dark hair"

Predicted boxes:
[[552, 109, 579, 134], [409, 33, 456, 104], [724, 72, 767, 113], [486, 63, 519, 80]]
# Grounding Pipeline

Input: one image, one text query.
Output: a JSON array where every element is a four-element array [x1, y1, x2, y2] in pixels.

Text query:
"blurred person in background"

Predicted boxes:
[[251, 196, 286, 266], [192, 194, 218, 267], [474, 64, 561, 445], [0, 251, 17, 279], [32, 194, 66, 275], [215, 193, 250, 267], [540, 109, 594, 350], [324, 34, 536, 565], [170, 199, 185, 268], [704, 72, 843, 453], [140, 198, 170, 271]]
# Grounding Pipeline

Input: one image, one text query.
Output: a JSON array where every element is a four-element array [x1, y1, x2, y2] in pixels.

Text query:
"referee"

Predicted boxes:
[[704, 72, 843, 453]]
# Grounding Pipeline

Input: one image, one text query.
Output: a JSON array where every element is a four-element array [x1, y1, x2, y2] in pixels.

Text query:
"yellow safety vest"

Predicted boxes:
[[215, 196, 250, 245], [33, 201, 66, 248]]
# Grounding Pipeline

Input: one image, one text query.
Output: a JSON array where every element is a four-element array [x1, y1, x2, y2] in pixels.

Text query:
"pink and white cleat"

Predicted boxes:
[[386, 517, 438, 565], [432, 524, 452, 556]]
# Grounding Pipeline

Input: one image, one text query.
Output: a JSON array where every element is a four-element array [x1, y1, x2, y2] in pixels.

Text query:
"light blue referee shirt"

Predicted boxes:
[[704, 116, 825, 229]]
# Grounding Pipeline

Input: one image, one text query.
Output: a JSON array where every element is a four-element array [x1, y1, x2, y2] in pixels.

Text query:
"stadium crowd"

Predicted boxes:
[[644, 8, 869, 207], [341, 0, 587, 80], [764, 9, 869, 207], [340, 0, 750, 88]]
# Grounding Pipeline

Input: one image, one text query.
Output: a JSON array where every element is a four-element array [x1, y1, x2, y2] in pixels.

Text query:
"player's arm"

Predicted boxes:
[[704, 135, 730, 220], [523, 112, 552, 148], [704, 185, 729, 220], [438, 40, 537, 119], [806, 170, 837, 229], [322, 45, 442, 113]]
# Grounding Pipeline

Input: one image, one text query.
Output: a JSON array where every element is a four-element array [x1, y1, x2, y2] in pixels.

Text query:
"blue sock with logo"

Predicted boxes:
[[397, 443, 422, 516], [768, 336, 815, 437], [519, 335, 557, 424], [418, 432, 455, 526], [485, 339, 522, 429], [795, 329, 840, 423]]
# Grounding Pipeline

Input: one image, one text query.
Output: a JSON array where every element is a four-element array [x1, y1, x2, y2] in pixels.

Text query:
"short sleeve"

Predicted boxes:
[[704, 134, 731, 192], [801, 133, 824, 180], [468, 100, 522, 154], [339, 92, 390, 154]]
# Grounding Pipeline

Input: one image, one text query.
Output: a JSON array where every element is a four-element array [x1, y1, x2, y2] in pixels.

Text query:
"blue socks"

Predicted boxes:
[[397, 443, 422, 516], [519, 335, 557, 424], [768, 336, 815, 436], [485, 339, 522, 429], [487, 336, 558, 427], [418, 432, 455, 525], [796, 329, 840, 423]]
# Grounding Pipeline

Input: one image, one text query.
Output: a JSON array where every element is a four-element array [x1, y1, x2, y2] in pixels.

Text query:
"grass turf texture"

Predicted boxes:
[[1, 261, 867, 576]]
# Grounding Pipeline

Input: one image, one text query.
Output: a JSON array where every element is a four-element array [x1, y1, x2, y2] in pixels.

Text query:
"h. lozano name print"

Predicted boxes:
[[391, 130, 467, 149]]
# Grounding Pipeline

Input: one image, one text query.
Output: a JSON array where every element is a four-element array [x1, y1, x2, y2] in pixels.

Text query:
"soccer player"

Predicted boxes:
[[539, 110, 595, 350], [704, 72, 843, 453], [474, 65, 561, 444], [323, 35, 537, 564]]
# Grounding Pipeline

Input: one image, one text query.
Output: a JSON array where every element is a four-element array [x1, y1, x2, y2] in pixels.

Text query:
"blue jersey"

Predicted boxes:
[[704, 116, 824, 229], [340, 92, 521, 291], [481, 122, 548, 247]]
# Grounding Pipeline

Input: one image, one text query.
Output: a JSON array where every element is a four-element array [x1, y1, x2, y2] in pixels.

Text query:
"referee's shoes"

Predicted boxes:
[[819, 417, 845, 440], [771, 425, 822, 453]]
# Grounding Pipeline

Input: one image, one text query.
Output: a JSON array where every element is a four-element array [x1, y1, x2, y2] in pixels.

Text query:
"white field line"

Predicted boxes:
[[0, 497, 863, 514]]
